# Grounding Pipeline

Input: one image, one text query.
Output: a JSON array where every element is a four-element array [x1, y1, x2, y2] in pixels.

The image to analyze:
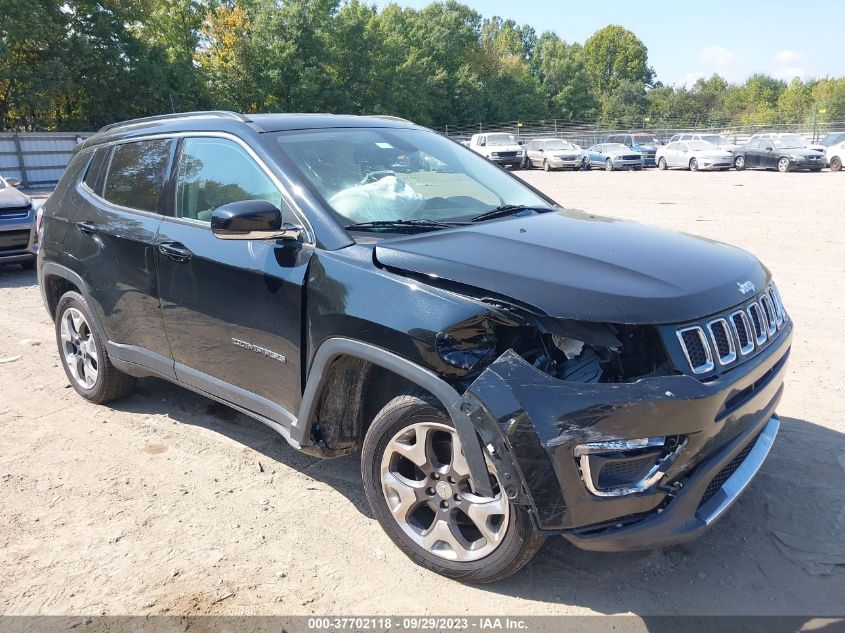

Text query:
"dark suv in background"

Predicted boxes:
[[38, 111, 791, 582]]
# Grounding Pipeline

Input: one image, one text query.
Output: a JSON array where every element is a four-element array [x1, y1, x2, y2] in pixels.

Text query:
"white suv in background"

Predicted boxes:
[[468, 132, 525, 169], [826, 141, 844, 171]]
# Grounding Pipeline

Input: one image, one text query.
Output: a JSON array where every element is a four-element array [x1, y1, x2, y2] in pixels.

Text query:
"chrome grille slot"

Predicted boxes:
[[730, 310, 754, 355], [747, 302, 767, 346], [707, 318, 736, 365], [769, 284, 784, 327], [759, 293, 777, 336], [676, 326, 714, 374]]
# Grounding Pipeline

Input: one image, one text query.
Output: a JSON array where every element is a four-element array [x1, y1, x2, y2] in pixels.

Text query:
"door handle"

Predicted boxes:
[[76, 221, 99, 235], [158, 242, 193, 262]]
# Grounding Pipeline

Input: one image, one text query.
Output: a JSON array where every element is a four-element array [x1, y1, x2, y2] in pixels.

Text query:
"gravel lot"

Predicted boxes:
[[1, 170, 844, 616]]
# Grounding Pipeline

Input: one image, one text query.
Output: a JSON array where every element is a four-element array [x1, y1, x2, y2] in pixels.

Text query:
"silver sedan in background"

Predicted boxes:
[[656, 140, 734, 171]]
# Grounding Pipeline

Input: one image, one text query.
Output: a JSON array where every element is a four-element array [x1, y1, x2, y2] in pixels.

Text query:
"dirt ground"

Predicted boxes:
[[1, 170, 844, 617]]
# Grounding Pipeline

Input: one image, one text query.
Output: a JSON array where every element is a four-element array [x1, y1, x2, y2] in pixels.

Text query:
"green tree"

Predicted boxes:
[[777, 78, 812, 124], [532, 33, 598, 120], [582, 25, 653, 97]]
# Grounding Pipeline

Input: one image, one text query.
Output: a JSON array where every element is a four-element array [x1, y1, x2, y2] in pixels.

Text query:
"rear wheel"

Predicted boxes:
[[689, 158, 699, 172], [361, 392, 544, 583], [605, 158, 614, 172], [734, 155, 746, 171], [831, 156, 842, 172], [658, 157, 668, 170], [777, 157, 790, 173], [55, 291, 135, 403]]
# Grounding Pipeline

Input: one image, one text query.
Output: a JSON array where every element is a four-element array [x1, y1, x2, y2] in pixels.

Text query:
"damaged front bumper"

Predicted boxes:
[[455, 321, 791, 551]]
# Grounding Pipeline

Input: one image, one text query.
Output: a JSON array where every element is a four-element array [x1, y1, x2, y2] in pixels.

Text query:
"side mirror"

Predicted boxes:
[[766, 147, 773, 152], [6, 178, 21, 188], [211, 199, 303, 241]]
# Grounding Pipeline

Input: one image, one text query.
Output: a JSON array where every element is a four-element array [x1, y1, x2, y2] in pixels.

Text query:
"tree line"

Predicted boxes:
[[2, 0, 844, 132]]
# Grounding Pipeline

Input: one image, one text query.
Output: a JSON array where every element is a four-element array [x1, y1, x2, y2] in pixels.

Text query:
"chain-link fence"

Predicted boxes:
[[438, 119, 845, 147]]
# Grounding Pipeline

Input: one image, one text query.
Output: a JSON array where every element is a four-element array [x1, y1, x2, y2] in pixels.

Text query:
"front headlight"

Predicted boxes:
[[436, 329, 498, 372]]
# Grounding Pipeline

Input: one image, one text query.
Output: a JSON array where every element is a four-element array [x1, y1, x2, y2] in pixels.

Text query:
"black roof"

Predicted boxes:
[[81, 111, 419, 152]]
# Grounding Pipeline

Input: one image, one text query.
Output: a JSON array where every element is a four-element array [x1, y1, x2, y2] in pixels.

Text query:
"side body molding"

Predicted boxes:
[[293, 337, 494, 497]]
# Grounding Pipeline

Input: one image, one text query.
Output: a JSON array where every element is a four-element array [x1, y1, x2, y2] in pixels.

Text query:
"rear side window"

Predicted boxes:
[[83, 148, 109, 192], [103, 139, 172, 212]]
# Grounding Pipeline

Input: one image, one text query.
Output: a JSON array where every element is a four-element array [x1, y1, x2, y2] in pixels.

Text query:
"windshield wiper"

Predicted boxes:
[[344, 219, 467, 232], [468, 205, 555, 223]]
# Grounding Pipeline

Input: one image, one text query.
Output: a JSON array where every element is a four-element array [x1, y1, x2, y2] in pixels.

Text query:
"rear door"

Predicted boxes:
[[155, 134, 312, 423], [71, 138, 175, 375]]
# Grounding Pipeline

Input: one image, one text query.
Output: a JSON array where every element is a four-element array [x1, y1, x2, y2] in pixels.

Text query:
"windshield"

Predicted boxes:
[[772, 137, 806, 149], [486, 133, 518, 146], [820, 133, 845, 146], [631, 135, 657, 145], [544, 140, 576, 151], [702, 135, 731, 146], [273, 128, 548, 225], [688, 141, 718, 150], [604, 144, 632, 152]]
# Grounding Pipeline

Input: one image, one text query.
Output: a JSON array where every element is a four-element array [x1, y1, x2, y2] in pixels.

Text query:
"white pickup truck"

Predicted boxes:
[[468, 132, 525, 169]]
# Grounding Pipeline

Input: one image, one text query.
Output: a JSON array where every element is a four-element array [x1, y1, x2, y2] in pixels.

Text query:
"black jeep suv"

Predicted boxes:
[[38, 111, 791, 582]]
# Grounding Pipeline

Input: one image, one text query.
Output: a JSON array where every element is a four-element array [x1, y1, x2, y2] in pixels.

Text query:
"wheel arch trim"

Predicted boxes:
[[293, 337, 495, 496]]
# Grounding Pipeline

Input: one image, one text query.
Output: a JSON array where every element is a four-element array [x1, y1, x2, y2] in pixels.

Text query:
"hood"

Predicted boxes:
[[374, 210, 767, 324], [633, 144, 658, 151], [0, 185, 30, 209], [700, 149, 733, 158], [488, 144, 522, 152]]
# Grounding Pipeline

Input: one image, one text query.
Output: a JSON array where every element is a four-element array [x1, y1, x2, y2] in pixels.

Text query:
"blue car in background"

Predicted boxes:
[[607, 133, 662, 167]]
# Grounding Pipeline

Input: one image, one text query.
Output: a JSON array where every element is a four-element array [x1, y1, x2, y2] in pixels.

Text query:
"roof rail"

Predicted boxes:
[[367, 115, 414, 124], [98, 111, 252, 134]]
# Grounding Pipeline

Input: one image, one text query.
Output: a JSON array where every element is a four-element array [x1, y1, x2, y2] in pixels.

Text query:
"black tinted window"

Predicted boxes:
[[83, 148, 108, 192], [103, 140, 172, 212]]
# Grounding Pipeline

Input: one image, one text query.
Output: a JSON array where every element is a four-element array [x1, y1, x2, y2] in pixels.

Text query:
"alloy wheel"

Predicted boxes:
[[60, 307, 98, 389], [605, 158, 613, 172], [735, 156, 745, 170], [658, 157, 667, 170], [830, 157, 841, 172], [543, 159, 550, 172], [778, 157, 790, 173], [380, 421, 509, 562], [690, 158, 699, 171]]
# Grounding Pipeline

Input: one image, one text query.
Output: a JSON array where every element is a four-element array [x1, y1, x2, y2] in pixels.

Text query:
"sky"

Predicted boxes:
[[372, 0, 845, 86]]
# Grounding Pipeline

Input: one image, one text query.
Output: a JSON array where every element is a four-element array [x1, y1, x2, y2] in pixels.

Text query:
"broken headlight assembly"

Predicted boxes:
[[435, 328, 498, 372]]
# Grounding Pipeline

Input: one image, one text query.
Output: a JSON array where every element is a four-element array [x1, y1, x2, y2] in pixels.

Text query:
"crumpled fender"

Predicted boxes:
[[457, 349, 725, 531]]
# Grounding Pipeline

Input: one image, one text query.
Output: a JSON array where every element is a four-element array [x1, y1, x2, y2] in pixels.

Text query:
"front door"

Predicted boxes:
[[156, 135, 312, 424]]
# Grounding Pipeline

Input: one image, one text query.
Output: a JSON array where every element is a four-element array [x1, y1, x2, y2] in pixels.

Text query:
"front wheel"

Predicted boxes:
[[605, 158, 614, 172], [690, 158, 699, 172], [582, 157, 591, 171], [658, 157, 668, 170], [543, 159, 551, 172], [778, 157, 791, 173], [735, 155, 746, 171], [361, 392, 544, 583], [831, 157, 842, 172]]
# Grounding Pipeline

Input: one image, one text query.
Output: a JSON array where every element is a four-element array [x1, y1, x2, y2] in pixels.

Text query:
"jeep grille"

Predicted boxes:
[[675, 284, 787, 375]]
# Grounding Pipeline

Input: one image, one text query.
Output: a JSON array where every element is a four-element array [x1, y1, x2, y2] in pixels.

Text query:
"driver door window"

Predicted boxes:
[[176, 137, 283, 223]]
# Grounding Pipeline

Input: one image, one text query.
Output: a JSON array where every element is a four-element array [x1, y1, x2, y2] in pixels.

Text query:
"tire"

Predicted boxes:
[[734, 155, 746, 171], [605, 158, 614, 172], [511, 162, 521, 171], [55, 291, 135, 404], [361, 391, 545, 583], [831, 157, 842, 172], [583, 158, 591, 171], [20, 258, 35, 270], [777, 157, 790, 173], [543, 159, 551, 172], [689, 158, 699, 172], [658, 157, 668, 170]]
